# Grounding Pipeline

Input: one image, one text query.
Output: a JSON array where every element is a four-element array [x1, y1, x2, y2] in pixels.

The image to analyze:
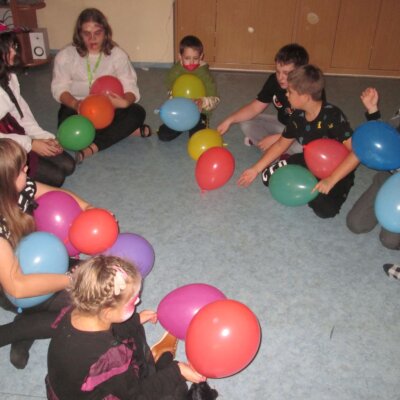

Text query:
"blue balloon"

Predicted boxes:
[[375, 172, 400, 233], [352, 121, 400, 170], [159, 97, 200, 131], [6, 232, 69, 309]]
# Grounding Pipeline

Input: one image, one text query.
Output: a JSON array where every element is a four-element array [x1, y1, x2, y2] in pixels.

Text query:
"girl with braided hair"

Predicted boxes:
[[46, 255, 207, 400]]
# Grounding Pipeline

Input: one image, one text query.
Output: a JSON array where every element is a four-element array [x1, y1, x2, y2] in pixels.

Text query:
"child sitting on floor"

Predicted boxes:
[[237, 64, 359, 219], [158, 35, 220, 142], [46, 255, 209, 399], [345, 87, 400, 280]]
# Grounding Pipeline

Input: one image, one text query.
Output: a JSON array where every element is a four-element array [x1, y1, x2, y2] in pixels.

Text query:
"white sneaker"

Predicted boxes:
[[244, 137, 254, 147]]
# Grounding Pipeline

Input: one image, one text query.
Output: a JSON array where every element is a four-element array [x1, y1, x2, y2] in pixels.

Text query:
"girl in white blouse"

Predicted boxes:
[[51, 8, 151, 164]]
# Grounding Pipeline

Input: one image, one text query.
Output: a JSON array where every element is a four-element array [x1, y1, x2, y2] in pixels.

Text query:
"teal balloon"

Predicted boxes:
[[375, 172, 400, 233], [6, 232, 68, 309], [269, 165, 318, 207], [57, 115, 96, 151]]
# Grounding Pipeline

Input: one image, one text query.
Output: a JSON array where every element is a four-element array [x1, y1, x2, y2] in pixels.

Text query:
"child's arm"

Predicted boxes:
[[35, 182, 93, 211], [217, 99, 269, 135], [313, 138, 359, 194], [139, 310, 157, 324], [361, 87, 379, 115], [165, 63, 182, 91], [237, 136, 294, 187], [197, 68, 220, 112], [0, 238, 70, 298]]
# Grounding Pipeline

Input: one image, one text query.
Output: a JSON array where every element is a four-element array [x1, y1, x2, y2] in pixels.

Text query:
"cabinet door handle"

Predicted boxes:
[[248, 26, 255, 33]]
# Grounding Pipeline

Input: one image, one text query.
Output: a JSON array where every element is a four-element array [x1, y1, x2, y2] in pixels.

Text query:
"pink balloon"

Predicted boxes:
[[157, 283, 226, 340], [34, 191, 81, 256], [304, 138, 349, 179]]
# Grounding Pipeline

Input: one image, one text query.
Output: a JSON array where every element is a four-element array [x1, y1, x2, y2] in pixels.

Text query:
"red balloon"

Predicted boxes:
[[79, 94, 115, 129], [69, 208, 118, 255], [304, 138, 349, 179], [185, 299, 261, 378], [195, 147, 235, 191], [90, 75, 124, 97]]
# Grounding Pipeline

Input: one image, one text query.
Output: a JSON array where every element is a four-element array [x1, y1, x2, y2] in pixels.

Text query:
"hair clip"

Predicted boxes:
[[112, 266, 127, 296]]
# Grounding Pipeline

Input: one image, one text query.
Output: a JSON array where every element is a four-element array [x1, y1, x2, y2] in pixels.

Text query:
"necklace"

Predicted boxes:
[[86, 53, 102, 88]]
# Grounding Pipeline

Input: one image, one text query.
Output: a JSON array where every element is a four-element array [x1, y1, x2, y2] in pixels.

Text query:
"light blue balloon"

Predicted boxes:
[[6, 232, 69, 309], [159, 97, 200, 131], [352, 121, 400, 170], [375, 172, 400, 233]]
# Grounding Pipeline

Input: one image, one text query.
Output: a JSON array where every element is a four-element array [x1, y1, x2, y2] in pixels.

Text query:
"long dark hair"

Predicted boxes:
[[0, 32, 23, 117], [72, 8, 115, 57]]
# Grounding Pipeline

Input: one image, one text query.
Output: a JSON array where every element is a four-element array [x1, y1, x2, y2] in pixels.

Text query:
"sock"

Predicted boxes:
[[383, 264, 400, 280]]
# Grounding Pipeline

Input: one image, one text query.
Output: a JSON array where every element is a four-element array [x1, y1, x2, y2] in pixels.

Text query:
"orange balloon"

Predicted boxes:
[[185, 299, 261, 378], [69, 208, 118, 255], [79, 94, 115, 129]]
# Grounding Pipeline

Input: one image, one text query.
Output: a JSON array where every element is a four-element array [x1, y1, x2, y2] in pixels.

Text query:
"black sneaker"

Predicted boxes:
[[261, 160, 287, 187], [383, 264, 400, 280]]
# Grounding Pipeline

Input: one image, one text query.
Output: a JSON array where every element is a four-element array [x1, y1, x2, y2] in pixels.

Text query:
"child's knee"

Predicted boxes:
[[308, 197, 340, 219]]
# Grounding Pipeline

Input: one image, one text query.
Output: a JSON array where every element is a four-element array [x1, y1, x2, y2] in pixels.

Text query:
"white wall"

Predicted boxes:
[[37, 0, 175, 63]]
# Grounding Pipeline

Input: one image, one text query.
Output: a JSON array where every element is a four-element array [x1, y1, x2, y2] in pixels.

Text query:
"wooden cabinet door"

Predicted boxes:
[[251, 0, 297, 65], [369, 0, 400, 70], [214, 0, 253, 65], [294, 0, 340, 68], [174, 0, 217, 64], [214, 0, 296, 66], [331, 0, 381, 69]]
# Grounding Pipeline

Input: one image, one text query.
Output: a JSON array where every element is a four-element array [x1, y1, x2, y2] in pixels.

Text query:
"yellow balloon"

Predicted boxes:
[[172, 74, 206, 99], [188, 129, 224, 161]]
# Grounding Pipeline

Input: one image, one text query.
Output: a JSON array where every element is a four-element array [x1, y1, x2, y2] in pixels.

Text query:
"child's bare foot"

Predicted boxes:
[[132, 124, 152, 138]]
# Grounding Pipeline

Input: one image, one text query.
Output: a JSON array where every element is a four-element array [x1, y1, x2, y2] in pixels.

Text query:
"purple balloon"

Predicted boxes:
[[102, 233, 155, 277], [34, 191, 81, 257], [157, 283, 226, 340]]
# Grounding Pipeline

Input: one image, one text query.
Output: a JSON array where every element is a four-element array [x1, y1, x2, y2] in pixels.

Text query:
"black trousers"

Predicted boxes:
[[158, 113, 208, 142], [58, 103, 146, 151], [31, 151, 75, 187], [287, 153, 355, 219], [0, 258, 79, 347], [0, 291, 68, 347]]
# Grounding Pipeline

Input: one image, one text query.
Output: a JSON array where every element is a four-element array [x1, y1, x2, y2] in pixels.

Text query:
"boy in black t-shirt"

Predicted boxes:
[[238, 65, 359, 219], [217, 43, 308, 153]]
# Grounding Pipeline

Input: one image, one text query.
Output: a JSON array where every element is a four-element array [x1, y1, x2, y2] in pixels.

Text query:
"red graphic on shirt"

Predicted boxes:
[[272, 95, 283, 109]]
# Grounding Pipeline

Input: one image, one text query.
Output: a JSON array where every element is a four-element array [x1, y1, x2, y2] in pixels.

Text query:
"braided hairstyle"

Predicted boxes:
[[70, 255, 141, 315]]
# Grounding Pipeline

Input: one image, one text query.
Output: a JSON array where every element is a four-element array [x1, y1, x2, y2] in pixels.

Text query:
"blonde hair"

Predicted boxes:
[[0, 138, 35, 248], [70, 255, 142, 315], [287, 64, 324, 101]]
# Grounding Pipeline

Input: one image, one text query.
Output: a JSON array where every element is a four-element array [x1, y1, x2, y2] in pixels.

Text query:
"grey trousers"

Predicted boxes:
[[239, 113, 302, 154], [346, 171, 400, 250]]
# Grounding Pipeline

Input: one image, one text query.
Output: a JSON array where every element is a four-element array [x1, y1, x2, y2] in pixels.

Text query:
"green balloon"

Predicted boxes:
[[269, 165, 319, 207], [57, 115, 95, 151]]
